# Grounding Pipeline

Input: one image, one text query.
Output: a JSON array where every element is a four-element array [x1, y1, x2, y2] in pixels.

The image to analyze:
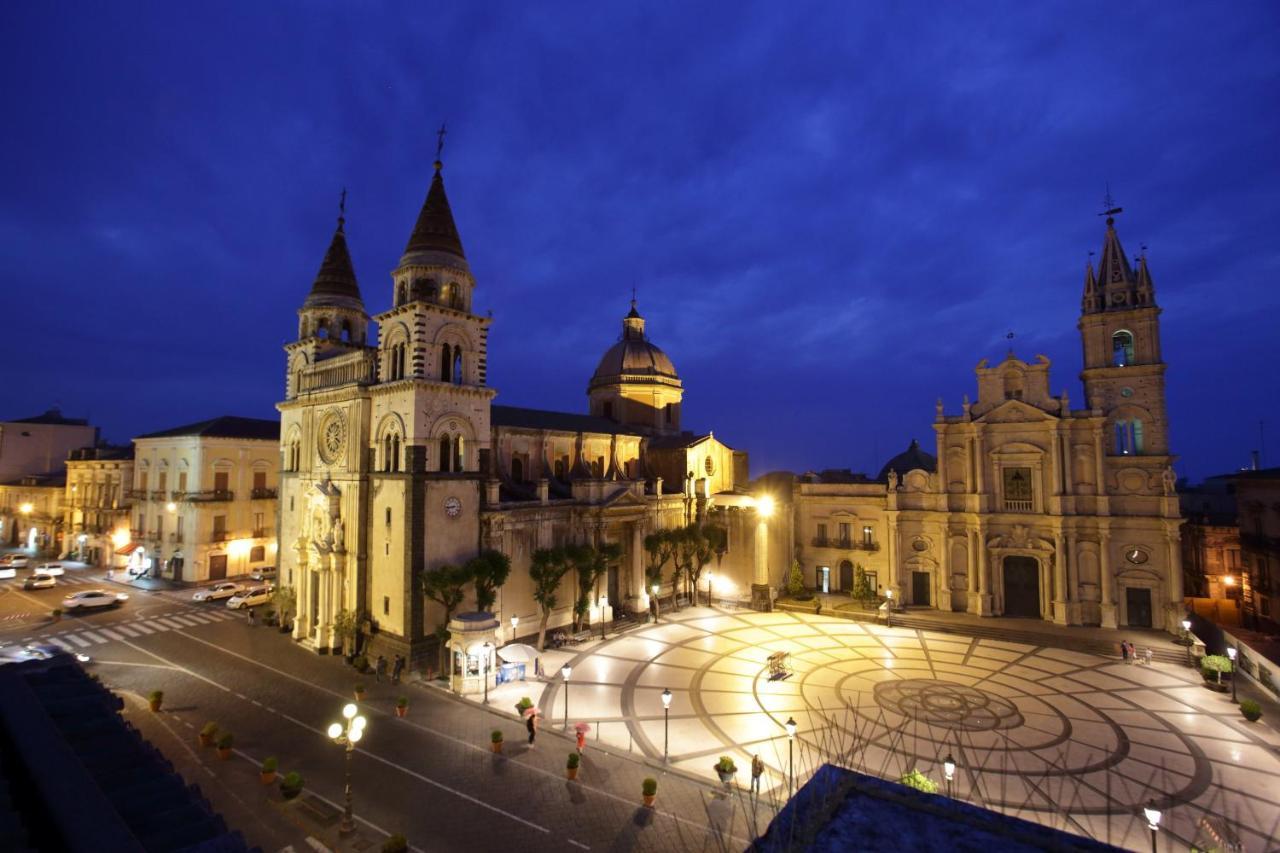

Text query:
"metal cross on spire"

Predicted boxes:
[[1100, 182, 1123, 219], [337, 187, 347, 230], [1006, 330, 1016, 355], [435, 122, 448, 162]]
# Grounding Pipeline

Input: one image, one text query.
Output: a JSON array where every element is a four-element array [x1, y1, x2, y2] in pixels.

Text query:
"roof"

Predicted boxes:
[[589, 301, 680, 387], [5, 407, 89, 426], [402, 162, 466, 263], [491, 405, 643, 436], [752, 764, 1120, 853], [303, 214, 364, 312], [67, 445, 133, 462], [646, 432, 712, 450], [136, 415, 279, 441], [802, 468, 876, 484], [877, 438, 937, 482], [0, 472, 66, 488]]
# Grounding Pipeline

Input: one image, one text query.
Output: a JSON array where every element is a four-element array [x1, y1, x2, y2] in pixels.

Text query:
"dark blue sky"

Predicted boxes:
[[3, 3, 1277, 482]]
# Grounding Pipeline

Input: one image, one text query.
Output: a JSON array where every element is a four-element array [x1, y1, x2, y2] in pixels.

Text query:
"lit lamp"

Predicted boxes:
[[19, 502, 33, 515], [482, 641, 493, 704], [1180, 619, 1192, 666], [599, 595, 609, 640], [661, 687, 672, 761], [943, 753, 956, 797], [328, 702, 367, 836], [756, 495, 775, 517], [561, 664, 572, 728], [1143, 800, 1161, 853], [510, 614, 519, 639], [1226, 646, 1238, 701], [706, 570, 714, 608], [785, 716, 797, 797], [1223, 575, 1235, 587]]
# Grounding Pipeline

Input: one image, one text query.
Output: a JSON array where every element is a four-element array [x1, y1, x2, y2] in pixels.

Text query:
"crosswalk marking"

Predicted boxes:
[[130, 622, 156, 634], [80, 630, 108, 644], [171, 615, 202, 627], [113, 624, 140, 637], [49, 638, 75, 652], [66, 634, 91, 648], [98, 628, 124, 641], [156, 618, 187, 630]]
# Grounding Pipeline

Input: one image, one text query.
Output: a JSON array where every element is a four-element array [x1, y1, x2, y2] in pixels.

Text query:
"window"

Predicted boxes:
[[1003, 466, 1033, 511], [384, 596, 390, 616], [554, 458, 566, 479], [139, 472, 148, 492], [137, 514, 145, 533], [178, 472, 188, 492], [253, 471, 266, 491], [1114, 419, 1145, 455], [253, 512, 264, 535], [250, 545, 265, 562], [158, 472, 167, 493], [156, 516, 164, 539], [385, 507, 392, 525], [1112, 330, 1134, 367], [176, 516, 184, 543], [439, 435, 452, 472], [440, 343, 452, 382], [511, 457, 524, 483], [665, 403, 676, 424], [863, 525, 874, 546], [816, 522, 827, 544], [838, 522, 851, 547], [214, 471, 229, 494], [454, 436, 465, 471], [452, 347, 463, 385], [213, 515, 227, 540]]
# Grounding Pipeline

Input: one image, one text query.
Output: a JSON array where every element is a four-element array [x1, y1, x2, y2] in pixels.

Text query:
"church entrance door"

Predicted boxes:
[[1125, 587, 1153, 628], [208, 554, 227, 581], [911, 571, 930, 607], [839, 560, 854, 592], [1002, 556, 1040, 618]]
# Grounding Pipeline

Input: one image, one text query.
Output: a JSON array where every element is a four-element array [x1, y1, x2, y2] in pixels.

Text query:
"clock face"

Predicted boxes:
[[1120, 387, 1134, 398], [444, 496, 462, 518], [1125, 548, 1148, 565]]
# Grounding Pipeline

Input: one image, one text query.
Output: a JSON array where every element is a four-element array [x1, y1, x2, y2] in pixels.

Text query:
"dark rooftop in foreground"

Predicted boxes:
[[136, 415, 279, 442], [750, 764, 1120, 853], [4, 407, 90, 426]]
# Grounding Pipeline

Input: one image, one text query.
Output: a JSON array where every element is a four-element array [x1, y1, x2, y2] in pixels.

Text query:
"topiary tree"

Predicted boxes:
[[332, 609, 358, 657], [852, 564, 874, 602], [786, 560, 805, 598], [899, 768, 938, 794], [1201, 654, 1232, 687]]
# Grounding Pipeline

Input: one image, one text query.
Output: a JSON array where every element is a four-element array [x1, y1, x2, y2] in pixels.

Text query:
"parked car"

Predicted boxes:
[[24, 573, 56, 590], [0, 643, 90, 664], [3, 556, 30, 569], [192, 582, 244, 602], [226, 586, 274, 609], [34, 563, 64, 576], [61, 590, 128, 611], [0, 566, 15, 579], [249, 566, 277, 581]]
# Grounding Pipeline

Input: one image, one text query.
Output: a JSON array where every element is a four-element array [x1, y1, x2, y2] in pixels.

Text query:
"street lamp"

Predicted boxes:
[[1143, 800, 1161, 853], [327, 702, 367, 836], [784, 716, 797, 797], [166, 501, 177, 513], [1227, 646, 1238, 701], [885, 588, 894, 628], [661, 688, 672, 761], [510, 614, 519, 640], [756, 495, 775, 517], [706, 571, 713, 608], [651, 583, 661, 623], [561, 664, 572, 728], [1180, 619, 1192, 666], [482, 641, 492, 704], [943, 753, 956, 797], [599, 595, 608, 640]]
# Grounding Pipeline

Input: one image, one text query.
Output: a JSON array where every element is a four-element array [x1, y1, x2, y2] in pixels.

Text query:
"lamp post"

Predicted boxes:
[[651, 583, 660, 624], [327, 703, 367, 836], [943, 753, 956, 798], [599, 596, 608, 640], [885, 588, 893, 628], [510, 614, 519, 641], [1143, 800, 1161, 853], [561, 664, 572, 728], [784, 716, 797, 797], [482, 641, 492, 704], [1180, 619, 1192, 666], [706, 571, 713, 607], [661, 688, 672, 761], [1227, 646, 1238, 701]]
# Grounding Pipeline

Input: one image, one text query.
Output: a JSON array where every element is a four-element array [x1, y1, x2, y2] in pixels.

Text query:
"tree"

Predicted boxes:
[[852, 564, 874, 602], [694, 524, 725, 606], [643, 530, 674, 622], [566, 543, 620, 632], [419, 562, 472, 673], [272, 586, 298, 626], [332, 609, 358, 657], [786, 560, 805, 598], [468, 549, 511, 613], [529, 547, 571, 651]]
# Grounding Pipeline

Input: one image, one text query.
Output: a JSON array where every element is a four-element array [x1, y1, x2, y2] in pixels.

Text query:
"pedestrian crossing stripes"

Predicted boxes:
[[37, 607, 242, 649]]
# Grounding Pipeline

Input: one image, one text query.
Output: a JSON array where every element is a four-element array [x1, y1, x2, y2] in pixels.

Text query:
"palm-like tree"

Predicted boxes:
[[529, 547, 571, 651]]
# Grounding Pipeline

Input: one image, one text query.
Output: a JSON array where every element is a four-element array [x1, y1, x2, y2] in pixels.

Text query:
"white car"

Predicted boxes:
[[226, 585, 274, 609], [61, 589, 128, 611], [0, 566, 14, 579], [24, 573, 56, 590], [192, 582, 244, 602], [250, 566, 277, 582], [3, 556, 30, 569], [35, 562, 64, 577]]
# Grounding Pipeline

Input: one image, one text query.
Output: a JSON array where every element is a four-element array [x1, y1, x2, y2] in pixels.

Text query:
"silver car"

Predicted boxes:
[[226, 585, 274, 609], [61, 589, 129, 611], [192, 582, 244, 602]]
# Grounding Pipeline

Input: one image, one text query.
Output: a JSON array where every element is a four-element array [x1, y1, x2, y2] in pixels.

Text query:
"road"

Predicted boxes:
[[0, 562, 756, 852]]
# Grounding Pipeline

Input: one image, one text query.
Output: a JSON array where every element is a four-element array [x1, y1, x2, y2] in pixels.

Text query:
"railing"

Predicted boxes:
[[211, 530, 230, 542], [150, 490, 170, 500], [252, 529, 267, 539], [124, 489, 147, 500], [250, 487, 278, 500], [298, 351, 377, 393], [811, 536, 880, 552], [1004, 499, 1034, 512], [182, 490, 234, 502]]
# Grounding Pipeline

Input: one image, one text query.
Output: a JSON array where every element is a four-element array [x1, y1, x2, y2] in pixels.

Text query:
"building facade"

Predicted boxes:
[[0, 408, 97, 550], [61, 445, 134, 568], [278, 160, 781, 665], [127, 417, 279, 582], [794, 214, 1185, 632], [1234, 467, 1280, 632]]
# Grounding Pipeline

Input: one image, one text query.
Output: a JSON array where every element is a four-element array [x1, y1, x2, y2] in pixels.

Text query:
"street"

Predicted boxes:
[[0, 562, 756, 852]]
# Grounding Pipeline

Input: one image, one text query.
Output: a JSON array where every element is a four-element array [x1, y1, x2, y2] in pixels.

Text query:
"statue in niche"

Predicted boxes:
[[332, 515, 345, 551], [886, 469, 898, 490], [1161, 466, 1177, 496]]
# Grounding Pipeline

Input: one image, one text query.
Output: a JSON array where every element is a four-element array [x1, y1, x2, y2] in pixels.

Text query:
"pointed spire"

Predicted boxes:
[[1097, 215, 1135, 288], [303, 191, 364, 310], [402, 156, 466, 262]]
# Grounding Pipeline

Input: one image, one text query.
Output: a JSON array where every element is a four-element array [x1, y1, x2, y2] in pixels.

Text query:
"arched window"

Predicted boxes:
[[1132, 419, 1144, 453], [341, 320, 352, 342], [452, 346, 463, 385], [397, 283, 406, 306], [317, 322, 329, 339], [554, 458, 566, 479], [1114, 419, 1145, 455], [449, 282, 463, 309], [1112, 330, 1134, 367], [440, 343, 452, 382], [392, 435, 401, 472], [440, 282, 452, 307], [454, 436, 465, 472], [439, 435, 452, 472], [511, 457, 524, 483]]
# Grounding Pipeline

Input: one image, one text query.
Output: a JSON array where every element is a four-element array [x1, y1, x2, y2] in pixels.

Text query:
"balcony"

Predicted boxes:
[[252, 528, 268, 539], [183, 490, 234, 502], [124, 489, 148, 500], [250, 487, 278, 500], [1004, 499, 1034, 513], [211, 530, 230, 542], [169, 533, 184, 544], [811, 536, 880, 552]]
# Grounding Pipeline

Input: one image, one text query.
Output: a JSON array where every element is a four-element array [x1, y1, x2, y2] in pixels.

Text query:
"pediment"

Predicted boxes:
[[976, 399, 1056, 424], [600, 487, 649, 509]]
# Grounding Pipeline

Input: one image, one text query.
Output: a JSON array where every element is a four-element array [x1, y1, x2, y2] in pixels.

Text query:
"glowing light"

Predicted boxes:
[[1226, 647, 1237, 662], [342, 703, 357, 719], [784, 716, 797, 739], [561, 664, 572, 681], [327, 722, 343, 739], [349, 726, 363, 744], [661, 688, 672, 710], [1223, 575, 1235, 586], [943, 754, 956, 781], [510, 614, 519, 632], [111, 529, 130, 548], [756, 495, 775, 517], [19, 502, 33, 515], [166, 501, 177, 513], [1143, 802, 1161, 831], [228, 539, 252, 557]]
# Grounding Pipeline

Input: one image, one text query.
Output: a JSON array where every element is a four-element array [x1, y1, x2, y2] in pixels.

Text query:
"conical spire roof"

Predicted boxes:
[[303, 212, 365, 311], [1096, 217, 1135, 288], [402, 162, 466, 263]]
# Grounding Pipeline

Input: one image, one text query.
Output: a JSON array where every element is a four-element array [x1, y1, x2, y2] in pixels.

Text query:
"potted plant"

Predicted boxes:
[[147, 690, 164, 712], [899, 768, 939, 794], [263, 608, 277, 627], [490, 729, 504, 753], [642, 777, 657, 807], [566, 752, 580, 780], [51, 608, 62, 623], [396, 696, 409, 718], [1201, 654, 1232, 691], [216, 732, 234, 760], [382, 835, 408, 853], [353, 655, 369, 673], [714, 755, 737, 784], [199, 722, 219, 748], [280, 771, 304, 800], [354, 683, 366, 701], [1241, 699, 1262, 722], [260, 757, 278, 785], [515, 696, 534, 716]]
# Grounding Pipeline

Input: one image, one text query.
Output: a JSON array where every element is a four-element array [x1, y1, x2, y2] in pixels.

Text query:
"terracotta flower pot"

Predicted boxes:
[[260, 771, 277, 785], [566, 767, 579, 781], [217, 747, 232, 761], [149, 699, 162, 712], [642, 794, 656, 807], [491, 741, 503, 753], [396, 705, 407, 718], [354, 690, 365, 700], [198, 734, 213, 748]]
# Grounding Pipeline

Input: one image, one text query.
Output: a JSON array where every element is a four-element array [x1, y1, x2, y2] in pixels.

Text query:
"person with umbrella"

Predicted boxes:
[[574, 721, 590, 754], [524, 705, 540, 748]]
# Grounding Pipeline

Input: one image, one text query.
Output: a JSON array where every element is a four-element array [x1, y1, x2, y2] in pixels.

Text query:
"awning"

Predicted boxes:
[[115, 543, 142, 555]]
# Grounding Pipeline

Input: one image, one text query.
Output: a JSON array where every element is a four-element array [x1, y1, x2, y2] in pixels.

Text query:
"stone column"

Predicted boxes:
[[1093, 432, 1106, 496], [751, 512, 772, 611], [1165, 529, 1184, 633], [1099, 529, 1117, 628], [631, 523, 645, 604], [292, 542, 310, 641], [974, 433, 986, 495], [1052, 533, 1068, 625], [886, 516, 900, 602], [966, 529, 977, 596], [937, 526, 952, 612], [1050, 432, 1063, 495], [975, 527, 993, 615]]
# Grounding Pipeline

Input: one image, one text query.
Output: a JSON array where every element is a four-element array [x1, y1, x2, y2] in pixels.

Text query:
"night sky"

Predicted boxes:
[[3, 3, 1277, 483]]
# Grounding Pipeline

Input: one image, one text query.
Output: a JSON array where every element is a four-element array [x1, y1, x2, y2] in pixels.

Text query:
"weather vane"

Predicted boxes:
[[339, 187, 346, 216], [1099, 182, 1123, 218], [435, 122, 448, 161]]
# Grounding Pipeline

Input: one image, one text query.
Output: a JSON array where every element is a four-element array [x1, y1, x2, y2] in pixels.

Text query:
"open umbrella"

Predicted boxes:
[[497, 643, 539, 663], [522, 706, 542, 719], [573, 722, 591, 734]]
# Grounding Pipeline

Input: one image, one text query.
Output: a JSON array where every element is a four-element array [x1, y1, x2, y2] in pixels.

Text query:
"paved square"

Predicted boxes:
[[489, 607, 1280, 850]]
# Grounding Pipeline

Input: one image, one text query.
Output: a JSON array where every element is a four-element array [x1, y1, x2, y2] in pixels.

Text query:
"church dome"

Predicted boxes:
[[876, 439, 936, 482], [589, 301, 679, 385]]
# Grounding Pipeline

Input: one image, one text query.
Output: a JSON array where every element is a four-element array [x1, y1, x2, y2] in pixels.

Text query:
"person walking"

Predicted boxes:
[[526, 711, 538, 748], [392, 654, 405, 685], [1120, 639, 1130, 662], [375, 654, 387, 683], [575, 728, 586, 754], [246, 607, 255, 627], [751, 754, 764, 796]]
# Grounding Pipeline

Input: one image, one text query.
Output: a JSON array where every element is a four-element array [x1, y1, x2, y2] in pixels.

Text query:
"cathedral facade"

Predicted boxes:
[[792, 214, 1184, 631], [277, 160, 783, 663]]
